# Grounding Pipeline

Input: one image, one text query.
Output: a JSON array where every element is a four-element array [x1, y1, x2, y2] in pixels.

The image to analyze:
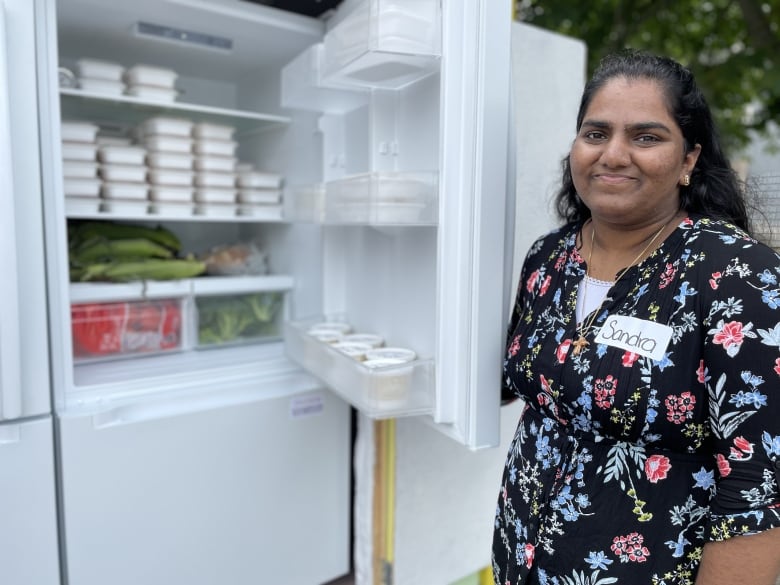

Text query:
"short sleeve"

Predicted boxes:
[[701, 241, 780, 541]]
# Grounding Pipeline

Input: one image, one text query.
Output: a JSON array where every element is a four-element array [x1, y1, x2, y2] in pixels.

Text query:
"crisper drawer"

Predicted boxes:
[[284, 316, 434, 418]]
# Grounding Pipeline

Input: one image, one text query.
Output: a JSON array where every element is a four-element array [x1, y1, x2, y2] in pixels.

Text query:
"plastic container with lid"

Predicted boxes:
[[362, 357, 415, 406], [64, 178, 101, 198], [101, 182, 149, 201], [147, 152, 193, 170], [192, 122, 235, 141], [98, 145, 146, 166], [62, 142, 98, 162], [124, 65, 178, 88], [149, 186, 194, 203], [333, 341, 373, 361], [194, 187, 236, 204], [125, 85, 178, 103], [100, 164, 147, 184], [139, 117, 193, 137], [63, 161, 99, 179], [148, 169, 194, 187], [192, 140, 237, 158], [195, 172, 236, 189], [78, 78, 125, 95], [236, 171, 283, 189], [194, 156, 237, 173], [237, 189, 282, 205], [144, 135, 193, 154], [364, 346, 416, 363], [76, 59, 125, 81], [61, 121, 99, 143]]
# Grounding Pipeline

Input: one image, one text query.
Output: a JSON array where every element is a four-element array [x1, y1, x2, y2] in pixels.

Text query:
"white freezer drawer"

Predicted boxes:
[[58, 389, 351, 585], [0, 417, 60, 585]]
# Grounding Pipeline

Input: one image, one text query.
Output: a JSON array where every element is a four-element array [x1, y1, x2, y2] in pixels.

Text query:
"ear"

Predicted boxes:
[[681, 143, 702, 181]]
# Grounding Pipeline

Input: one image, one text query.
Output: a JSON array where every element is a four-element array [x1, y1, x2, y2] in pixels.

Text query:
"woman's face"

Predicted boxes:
[[570, 77, 700, 227]]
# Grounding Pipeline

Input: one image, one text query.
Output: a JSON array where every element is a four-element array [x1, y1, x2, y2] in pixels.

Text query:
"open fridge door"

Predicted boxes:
[[280, 0, 513, 449]]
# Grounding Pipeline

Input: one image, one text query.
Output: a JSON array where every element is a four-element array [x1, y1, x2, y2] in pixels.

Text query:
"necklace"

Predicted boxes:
[[572, 217, 674, 356]]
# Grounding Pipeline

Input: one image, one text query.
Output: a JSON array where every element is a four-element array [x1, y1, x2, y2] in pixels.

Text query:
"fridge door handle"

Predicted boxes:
[[0, 0, 23, 422]]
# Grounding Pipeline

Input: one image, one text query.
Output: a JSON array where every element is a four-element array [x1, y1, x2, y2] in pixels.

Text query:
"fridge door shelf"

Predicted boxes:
[[59, 88, 290, 136], [321, 0, 441, 89], [286, 171, 438, 225], [284, 317, 434, 419]]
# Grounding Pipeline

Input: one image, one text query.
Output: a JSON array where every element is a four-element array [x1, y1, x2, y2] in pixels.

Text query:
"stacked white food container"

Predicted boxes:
[[75, 58, 125, 96], [192, 122, 239, 218], [124, 65, 179, 103], [142, 117, 196, 216], [97, 142, 149, 214], [61, 121, 101, 214], [236, 167, 284, 218]]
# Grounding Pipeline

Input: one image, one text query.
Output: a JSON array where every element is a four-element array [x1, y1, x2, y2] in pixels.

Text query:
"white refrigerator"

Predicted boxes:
[[16, 0, 513, 583]]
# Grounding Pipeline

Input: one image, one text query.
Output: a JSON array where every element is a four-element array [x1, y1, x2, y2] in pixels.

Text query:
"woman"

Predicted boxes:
[[493, 51, 780, 584]]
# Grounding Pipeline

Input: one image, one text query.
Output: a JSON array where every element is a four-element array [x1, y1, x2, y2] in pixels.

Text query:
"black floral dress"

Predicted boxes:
[[492, 215, 780, 585]]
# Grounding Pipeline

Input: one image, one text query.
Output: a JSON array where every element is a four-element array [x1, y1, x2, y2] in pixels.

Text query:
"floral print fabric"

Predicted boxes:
[[492, 216, 780, 585]]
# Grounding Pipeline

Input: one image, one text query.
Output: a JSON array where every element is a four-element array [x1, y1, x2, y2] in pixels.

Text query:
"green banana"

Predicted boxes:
[[77, 259, 206, 282], [71, 221, 182, 252], [71, 237, 174, 265]]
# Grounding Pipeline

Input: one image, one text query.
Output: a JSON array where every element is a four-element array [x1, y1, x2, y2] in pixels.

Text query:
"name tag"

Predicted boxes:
[[594, 315, 673, 361]]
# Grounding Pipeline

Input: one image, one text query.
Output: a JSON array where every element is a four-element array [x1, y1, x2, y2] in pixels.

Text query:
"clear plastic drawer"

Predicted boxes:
[[194, 291, 285, 348], [284, 316, 434, 418], [321, 0, 441, 89]]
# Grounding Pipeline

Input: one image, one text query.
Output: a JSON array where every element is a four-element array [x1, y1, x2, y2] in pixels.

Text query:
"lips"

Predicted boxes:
[[594, 173, 636, 185]]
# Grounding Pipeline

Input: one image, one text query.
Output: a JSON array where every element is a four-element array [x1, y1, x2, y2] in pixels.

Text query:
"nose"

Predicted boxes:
[[599, 136, 631, 168]]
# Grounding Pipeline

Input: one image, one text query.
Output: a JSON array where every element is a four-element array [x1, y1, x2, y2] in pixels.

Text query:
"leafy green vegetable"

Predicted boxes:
[[196, 292, 283, 346]]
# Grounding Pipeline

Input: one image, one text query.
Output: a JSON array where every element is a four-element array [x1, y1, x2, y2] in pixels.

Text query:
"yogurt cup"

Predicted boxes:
[[364, 357, 413, 407], [332, 341, 372, 361], [308, 321, 352, 336], [308, 330, 344, 344], [342, 333, 384, 348], [364, 347, 415, 363]]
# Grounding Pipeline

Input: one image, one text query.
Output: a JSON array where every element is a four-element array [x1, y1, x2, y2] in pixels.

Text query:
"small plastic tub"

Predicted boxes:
[[63, 161, 99, 179], [100, 164, 147, 183], [78, 78, 125, 95], [149, 186, 194, 202], [342, 333, 384, 348], [363, 357, 414, 406], [195, 172, 236, 189], [148, 169, 194, 187], [147, 152, 193, 170], [61, 121, 99, 143], [139, 117, 193, 137], [126, 85, 178, 103], [124, 65, 178, 88], [76, 59, 124, 81], [333, 341, 373, 361], [144, 135, 193, 154], [64, 178, 101, 198], [98, 145, 146, 166], [237, 189, 281, 205], [100, 199, 150, 214], [193, 203, 237, 218], [364, 347, 416, 363], [65, 196, 101, 215], [194, 187, 236, 204], [101, 182, 149, 200], [148, 202, 193, 217], [308, 321, 352, 336], [62, 142, 98, 162], [194, 156, 237, 173], [192, 122, 235, 141], [236, 171, 282, 189], [96, 136, 133, 147], [308, 330, 344, 344], [193, 140, 237, 158]]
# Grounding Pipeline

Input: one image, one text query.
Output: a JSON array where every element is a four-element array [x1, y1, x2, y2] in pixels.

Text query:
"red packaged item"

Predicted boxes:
[[71, 299, 182, 360]]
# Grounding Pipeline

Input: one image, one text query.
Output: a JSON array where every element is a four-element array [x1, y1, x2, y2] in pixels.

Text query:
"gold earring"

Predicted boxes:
[[681, 174, 691, 186]]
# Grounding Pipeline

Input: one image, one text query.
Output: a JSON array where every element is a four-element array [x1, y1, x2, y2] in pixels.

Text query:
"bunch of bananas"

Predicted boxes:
[[69, 221, 206, 282]]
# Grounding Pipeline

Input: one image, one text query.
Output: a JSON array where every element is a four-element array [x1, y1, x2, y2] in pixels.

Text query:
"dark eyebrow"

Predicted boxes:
[[580, 119, 673, 134]]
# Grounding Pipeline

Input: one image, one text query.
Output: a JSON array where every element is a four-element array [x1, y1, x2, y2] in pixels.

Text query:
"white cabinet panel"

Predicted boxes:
[[0, 417, 60, 585], [58, 389, 351, 585]]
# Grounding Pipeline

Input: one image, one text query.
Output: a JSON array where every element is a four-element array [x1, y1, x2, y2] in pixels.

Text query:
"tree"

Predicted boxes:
[[515, 0, 780, 155]]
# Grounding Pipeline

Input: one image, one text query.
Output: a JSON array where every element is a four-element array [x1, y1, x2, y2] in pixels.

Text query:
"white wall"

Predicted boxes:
[[359, 22, 587, 585]]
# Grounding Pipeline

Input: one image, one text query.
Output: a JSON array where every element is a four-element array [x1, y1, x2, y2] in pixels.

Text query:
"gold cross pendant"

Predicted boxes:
[[572, 336, 588, 355]]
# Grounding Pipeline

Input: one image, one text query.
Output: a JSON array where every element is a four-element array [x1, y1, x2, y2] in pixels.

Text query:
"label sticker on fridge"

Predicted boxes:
[[290, 394, 324, 419]]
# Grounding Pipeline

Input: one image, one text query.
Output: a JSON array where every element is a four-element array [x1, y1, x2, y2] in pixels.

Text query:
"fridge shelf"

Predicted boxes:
[[284, 317, 434, 419], [321, 0, 441, 89], [286, 171, 438, 225], [70, 275, 294, 303], [64, 202, 285, 223], [59, 89, 290, 134]]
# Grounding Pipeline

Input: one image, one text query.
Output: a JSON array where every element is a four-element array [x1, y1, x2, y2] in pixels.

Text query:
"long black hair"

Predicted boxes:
[[555, 50, 750, 232]]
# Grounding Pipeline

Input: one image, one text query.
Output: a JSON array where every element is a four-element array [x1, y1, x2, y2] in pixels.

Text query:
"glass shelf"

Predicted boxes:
[[284, 316, 434, 419]]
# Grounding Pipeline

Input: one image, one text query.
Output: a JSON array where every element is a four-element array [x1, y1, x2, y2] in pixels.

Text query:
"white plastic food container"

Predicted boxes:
[[236, 204, 284, 219], [124, 65, 178, 88], [98, 145, 146, 166], [192, 122, 235, 141], [193, 203, 237, 218], [64, 178, 101, 198], [149, 186, 194, 203], [144, 135, 193, 154], [100, 164, 147, 183], [148, 202, 193, 217], [78, 78, 125, 95], [193, 187, 236, 204], [62, 142, 98, 162], [236, 189, 282, 205], [76, 59, 124, 81], [148, 169, 194, 187], [65, 196, 101, 215], [63, 161, 99, 179], [125, 85, 178, 103], [194, 172, 236, 189], [139, 116, 193, 137], [100, 199, 150, 214], [96, 136, 133, 147], [61, 121, 99, 143], [236, 171, 283, 189], [192, 140, 237, 158], [147, 152, 193, 170], [101, 182, 149, 201], [194, 156, 237, 173]]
